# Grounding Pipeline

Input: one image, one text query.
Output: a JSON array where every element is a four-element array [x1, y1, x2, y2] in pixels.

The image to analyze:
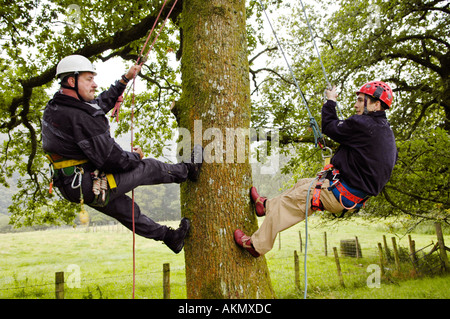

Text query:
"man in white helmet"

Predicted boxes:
[[56, 54, 99, 102], [43, 55, 202, 253]]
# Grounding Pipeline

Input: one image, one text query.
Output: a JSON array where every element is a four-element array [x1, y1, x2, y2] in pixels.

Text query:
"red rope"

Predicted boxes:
[[136, 0, 169, 66], [137, 0, 179, 67], [126, 0, 179, 299], [131, 78, 136, 299], [111, 0, 178, 123]]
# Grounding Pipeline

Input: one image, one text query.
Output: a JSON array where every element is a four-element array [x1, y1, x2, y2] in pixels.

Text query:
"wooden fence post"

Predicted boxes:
[[435, 222, 450, 271], [299, 231, 303, 253], [294, 250, 300, 290], [408, 235, 417, 265], [163, 263, 170, 299], [324, 232, 328, 257], [355, 236, 360, 259], [383, 235, 391, 260], [333, 247, 345, 287], [391, 237, 401, 273], [377, 243, 385, 277], [55, 271, 64, 299]]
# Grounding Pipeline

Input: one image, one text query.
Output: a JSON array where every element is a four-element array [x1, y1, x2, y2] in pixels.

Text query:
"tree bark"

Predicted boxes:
[[176, 0, 275, 299]]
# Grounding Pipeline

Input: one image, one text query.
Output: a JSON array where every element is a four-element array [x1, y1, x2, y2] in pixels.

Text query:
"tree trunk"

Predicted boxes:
[[442, 77, 450, 133], [174, 0, 275, 299]]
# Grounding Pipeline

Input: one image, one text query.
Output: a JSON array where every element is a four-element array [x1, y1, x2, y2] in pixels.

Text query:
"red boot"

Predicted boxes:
[[250, 186, 267, 217], [234, 229, 260, 257]]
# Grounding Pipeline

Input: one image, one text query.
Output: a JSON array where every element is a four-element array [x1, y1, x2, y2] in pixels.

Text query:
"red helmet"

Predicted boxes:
[[356, 81, 393, 108]]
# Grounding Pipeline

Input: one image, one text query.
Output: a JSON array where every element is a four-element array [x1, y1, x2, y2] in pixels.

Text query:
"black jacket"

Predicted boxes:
[[42, 81, 141, 174], [321, 100, 398, 196]]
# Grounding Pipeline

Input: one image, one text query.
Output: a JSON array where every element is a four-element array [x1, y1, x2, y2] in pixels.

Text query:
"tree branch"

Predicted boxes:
[[383, 51, 443, 76], [248, 46, 277, 65], [3, 0, 182, 132], [384, 185, 448, 205], [382, 188, 442, 221]]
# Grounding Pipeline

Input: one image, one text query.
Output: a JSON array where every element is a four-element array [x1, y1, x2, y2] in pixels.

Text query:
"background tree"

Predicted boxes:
[[1, 0, 277, 297], [1, 0, 448, 296], [252, 0, 449, 224]]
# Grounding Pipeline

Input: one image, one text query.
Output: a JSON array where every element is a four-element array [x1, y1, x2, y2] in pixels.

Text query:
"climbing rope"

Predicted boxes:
[[111, 0, 179, 123], [257, 0, 325, 150], [114, 0, 179, 299], [304, 177, 317, 299], [257, 0, 339, 299], [298, 0, 344, 119]]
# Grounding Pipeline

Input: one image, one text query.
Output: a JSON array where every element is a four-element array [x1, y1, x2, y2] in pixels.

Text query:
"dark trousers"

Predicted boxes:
[[58, 158, 188, 240], [95, 158, 188, 240]]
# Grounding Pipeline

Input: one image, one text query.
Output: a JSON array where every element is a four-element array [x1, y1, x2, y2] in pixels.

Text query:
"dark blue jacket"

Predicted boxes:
[[42, 80, 141, 173], [321, 100, 397, 196]]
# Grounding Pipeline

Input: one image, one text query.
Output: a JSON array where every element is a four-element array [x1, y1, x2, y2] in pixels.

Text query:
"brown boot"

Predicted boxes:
[[250, 186, 266, 217], [234, 229, 260, 257]]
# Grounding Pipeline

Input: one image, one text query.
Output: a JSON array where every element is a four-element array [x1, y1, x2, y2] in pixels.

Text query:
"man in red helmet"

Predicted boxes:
[[235, 81, 398, 257]]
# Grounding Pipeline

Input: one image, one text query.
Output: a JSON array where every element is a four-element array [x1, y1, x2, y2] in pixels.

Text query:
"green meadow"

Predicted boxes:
[[1, 217, 449, 299]]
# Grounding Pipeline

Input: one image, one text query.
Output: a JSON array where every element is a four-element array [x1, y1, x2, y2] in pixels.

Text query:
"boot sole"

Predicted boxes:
[[173, 218, 191, 254]]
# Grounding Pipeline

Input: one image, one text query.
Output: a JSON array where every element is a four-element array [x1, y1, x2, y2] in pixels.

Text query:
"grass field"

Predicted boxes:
[[0, 217, 449, 299]]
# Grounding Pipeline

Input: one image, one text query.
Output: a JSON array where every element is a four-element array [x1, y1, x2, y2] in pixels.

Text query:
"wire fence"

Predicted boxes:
[[1, 222, 448, 299], [270, 225, 448, 292]]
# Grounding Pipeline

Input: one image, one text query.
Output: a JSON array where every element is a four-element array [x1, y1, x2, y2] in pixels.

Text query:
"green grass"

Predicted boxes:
[[264, 217, 450, 299], [0, 221, 186, 299], [0, 217, 449, 299], [321, 275, 450, 299]]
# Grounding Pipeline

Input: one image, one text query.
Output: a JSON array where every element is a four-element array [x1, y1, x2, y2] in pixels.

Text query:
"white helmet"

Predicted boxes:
[[56, 55, 97, 79]]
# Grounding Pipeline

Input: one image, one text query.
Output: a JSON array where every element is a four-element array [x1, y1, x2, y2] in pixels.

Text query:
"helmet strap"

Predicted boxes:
[[363, 95, 369, 115], [60, 72, 86, 102]]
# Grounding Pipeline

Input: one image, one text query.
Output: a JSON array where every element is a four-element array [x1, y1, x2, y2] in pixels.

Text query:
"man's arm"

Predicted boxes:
[[77, 130, 142, 173], [321, 87, 362, 145], [95, 65, 142, 114]]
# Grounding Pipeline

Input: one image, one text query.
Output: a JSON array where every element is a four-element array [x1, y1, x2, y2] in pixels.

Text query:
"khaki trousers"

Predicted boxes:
[[251, 178, 344, 255]]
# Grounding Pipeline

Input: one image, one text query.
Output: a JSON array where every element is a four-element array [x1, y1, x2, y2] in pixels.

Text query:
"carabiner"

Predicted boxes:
[[71, 167, 84, 189], [321, 146, 333, 165]]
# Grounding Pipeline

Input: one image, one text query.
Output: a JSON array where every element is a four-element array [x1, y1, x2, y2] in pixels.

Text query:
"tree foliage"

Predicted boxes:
[[368, 127, 450, 222], [253, 0, 449, 223], [0, 0, 448, 227], [1, 0, 183, 226]]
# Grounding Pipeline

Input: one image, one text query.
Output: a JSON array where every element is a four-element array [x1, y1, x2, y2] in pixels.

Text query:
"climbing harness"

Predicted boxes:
[[311, 163, 369, 211], [310, 163, 334, 211], [46, 153, 118, 224], [46, 153, 89, 224], [299, 0, 344, 120], [331, 178, 369, 211]]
